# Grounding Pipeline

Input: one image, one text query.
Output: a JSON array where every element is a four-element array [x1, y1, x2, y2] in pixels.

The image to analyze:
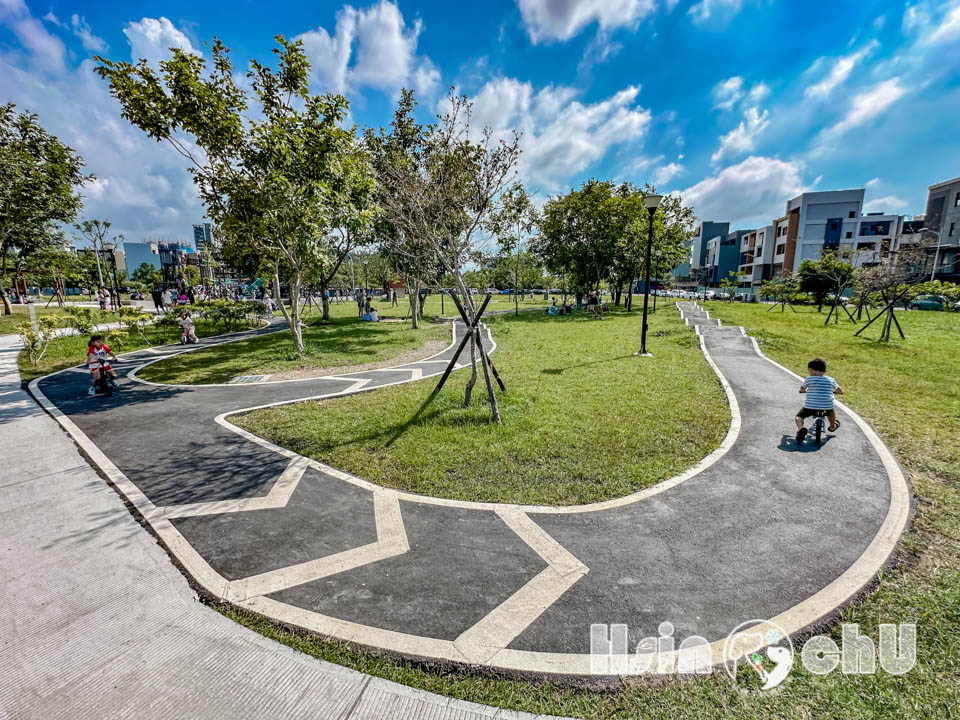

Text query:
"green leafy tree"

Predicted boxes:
[[0, 104, 89, 314], [797, 251, 854, 312], [132, 262, 163, 286], [486, 183, 539, 315], [96, 36, 375, 353]]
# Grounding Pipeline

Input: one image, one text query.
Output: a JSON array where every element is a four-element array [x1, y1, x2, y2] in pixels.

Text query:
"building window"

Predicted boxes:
[[846, 231, 853, 239], [950, 223, 956, 237], [955, 192, 959, 207], [848, 211, 856, 218], [775, 243, 786, 256]]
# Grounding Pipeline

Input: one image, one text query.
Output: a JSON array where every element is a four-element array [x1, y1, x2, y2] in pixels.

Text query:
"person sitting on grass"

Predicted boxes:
[[86, 334, 119, 396], [795, 357, 843, 442], [587, 290, 603, 319]]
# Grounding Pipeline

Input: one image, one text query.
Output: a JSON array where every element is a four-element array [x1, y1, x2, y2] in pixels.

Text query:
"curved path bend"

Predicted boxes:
[[30, 303, 911, 677]]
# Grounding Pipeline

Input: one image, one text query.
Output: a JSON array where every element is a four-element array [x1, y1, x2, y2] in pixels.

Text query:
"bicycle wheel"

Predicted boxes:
[[814, 418, 822, 445]]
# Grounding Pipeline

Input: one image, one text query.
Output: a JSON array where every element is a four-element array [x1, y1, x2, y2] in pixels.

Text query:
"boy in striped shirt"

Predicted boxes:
[[795, 357, 843, 443]]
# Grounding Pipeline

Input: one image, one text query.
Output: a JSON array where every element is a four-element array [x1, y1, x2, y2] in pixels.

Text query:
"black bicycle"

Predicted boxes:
[[92, 358, 116, 398], [808, 409, 830, 446]]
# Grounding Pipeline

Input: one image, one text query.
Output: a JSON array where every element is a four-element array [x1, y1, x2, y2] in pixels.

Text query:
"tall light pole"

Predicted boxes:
[[920, 228, 942, 281], [637, 193, 662, 356]]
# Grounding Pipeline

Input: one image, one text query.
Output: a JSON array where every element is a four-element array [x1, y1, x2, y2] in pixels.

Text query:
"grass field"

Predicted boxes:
[[135, 293, 551, 385], [15, 315, 255, 384], [137, 314, 450, 384], [234, 306, 729, 506], [0, 305, 84, 335], [221, 301, 960, 719]]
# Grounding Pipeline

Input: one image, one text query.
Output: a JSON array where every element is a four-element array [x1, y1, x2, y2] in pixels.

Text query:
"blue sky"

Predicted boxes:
[[2, 0, 959, 245]]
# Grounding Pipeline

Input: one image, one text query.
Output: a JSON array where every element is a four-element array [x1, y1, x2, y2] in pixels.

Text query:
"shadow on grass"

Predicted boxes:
[[541, 353, 637, 375]]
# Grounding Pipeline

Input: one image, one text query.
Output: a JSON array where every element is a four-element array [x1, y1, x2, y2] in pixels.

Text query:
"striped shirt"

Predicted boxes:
[[801, 375, 838, 410]]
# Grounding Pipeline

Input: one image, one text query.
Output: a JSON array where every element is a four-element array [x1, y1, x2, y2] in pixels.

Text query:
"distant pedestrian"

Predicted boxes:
[[97, 287, 108, 311], [391, 289, 398, 307], [357, 291, 365, 319], [151, 286, 165, 314]]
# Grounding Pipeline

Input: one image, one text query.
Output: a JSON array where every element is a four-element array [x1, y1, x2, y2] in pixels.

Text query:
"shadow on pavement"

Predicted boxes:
[[777, 434, 835, 452]]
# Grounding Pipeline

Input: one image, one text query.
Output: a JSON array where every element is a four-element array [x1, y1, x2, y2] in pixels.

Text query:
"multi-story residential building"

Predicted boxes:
[[705, 230, 745, 286], [123, 241, 162, 271], [735, 225, 773, 298], [673, 220, 729, 288], [920, 176, 960, 281]]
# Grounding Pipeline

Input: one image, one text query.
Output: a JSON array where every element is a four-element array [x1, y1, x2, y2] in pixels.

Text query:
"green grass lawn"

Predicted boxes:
[[16, 316, 254, 384], [221, 301, 960, 719], [134, 292, 554, 385], [137, 313, 450, 384], [233, 307, 730, 505], [0, 305, 87, 335]]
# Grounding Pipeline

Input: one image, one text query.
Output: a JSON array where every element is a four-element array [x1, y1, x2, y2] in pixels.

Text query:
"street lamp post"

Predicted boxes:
[[920, 228, 942, 281], [637, 193, 662, 356]]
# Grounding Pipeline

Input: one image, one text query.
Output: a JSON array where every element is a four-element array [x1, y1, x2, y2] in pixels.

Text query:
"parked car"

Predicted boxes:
[[908, 294, 948, 311]]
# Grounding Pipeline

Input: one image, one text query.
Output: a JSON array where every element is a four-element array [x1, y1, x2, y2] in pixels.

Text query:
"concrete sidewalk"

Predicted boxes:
[[0, 333, 564, 720]]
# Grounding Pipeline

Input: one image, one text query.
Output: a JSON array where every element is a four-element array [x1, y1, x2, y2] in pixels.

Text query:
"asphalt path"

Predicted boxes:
[[30, 303, 911, 677]]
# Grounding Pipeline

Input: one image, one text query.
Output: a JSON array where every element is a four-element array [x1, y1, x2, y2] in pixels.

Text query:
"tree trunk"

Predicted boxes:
[[273, 263, 303, 352], [408, 281, 420, 329], [288, 275, 304, 353], [320, 280, 330, 321], [0, 250, 11, 315], [464, 331, 478, 406]]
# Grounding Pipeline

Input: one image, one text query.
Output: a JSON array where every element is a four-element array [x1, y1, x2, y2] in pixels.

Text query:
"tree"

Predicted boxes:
[[760, 272, 799, 311], [96, 36, 375, 353], [797, 251, 854, 312], [718, 271, 737, 300], [533, 180, 619, 297], [368, 90, 520, 421], [0, 104, 88, 314], [533, 181, 692, 310], [854, 245, 927, 341], [132, 262, 163, 286], [486, 183, 539, 315]]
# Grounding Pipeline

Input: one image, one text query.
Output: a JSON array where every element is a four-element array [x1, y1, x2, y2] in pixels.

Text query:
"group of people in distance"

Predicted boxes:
[[356, 290, 380, 322], [545, 290, 606, 318]]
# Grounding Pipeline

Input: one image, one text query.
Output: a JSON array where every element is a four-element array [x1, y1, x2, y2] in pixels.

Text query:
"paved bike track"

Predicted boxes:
[[30, 304, 911, 676]]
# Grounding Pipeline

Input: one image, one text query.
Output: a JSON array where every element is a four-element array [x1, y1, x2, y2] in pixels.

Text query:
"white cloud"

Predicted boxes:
[[688, 0, 744, 24], [350, 1, 422, 89], [71, 14, 107, 53], [902, 0, 960, 44], [822, 77, 905, 139], [864, 195, 908, 212], [2, 51, 204, 242], [865, 177, 880, 187], [464, 77, 650, 190], [0, 0, 65, 70], [804, 40, 878, 99], [747, 83, 769, 104], [123, 17, 197, 67], [297, 7, 355, 93], [711, 76, 743, 110], [925, 1, 960, 44], [711, 106, 769, 164], [681, 156, 806, 223], [297, 1, 437, 96], [653, 162, 685, 187], [577, 31, 623, 73], [516, 0, 656, 44], [873, 15, 886, 30], [412, 59, 441, 97]]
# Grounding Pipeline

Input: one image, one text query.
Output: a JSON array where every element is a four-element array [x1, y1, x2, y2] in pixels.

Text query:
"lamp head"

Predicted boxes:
[[644, 194, 663, 211]]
